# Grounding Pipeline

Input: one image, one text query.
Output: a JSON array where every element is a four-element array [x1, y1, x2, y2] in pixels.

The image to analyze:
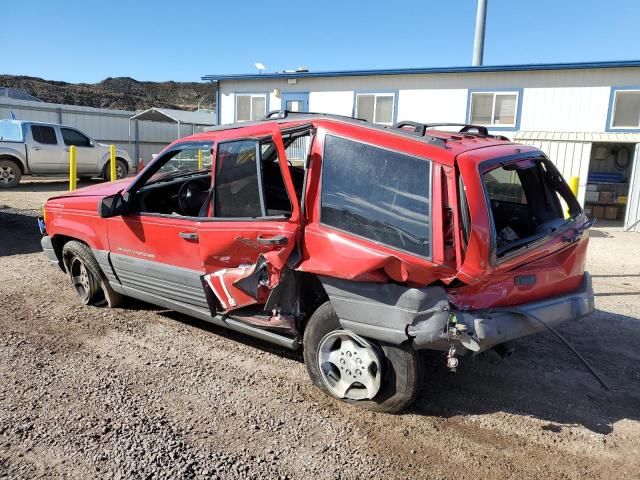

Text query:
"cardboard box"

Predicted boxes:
[[604, 206, 618, 220], [592, 206, 605, 219], [586, 184, 599, 192], [598, 191, 615, 204], [585, 191, 600, 203], [617, 195, 628, 205], [584, 206, 593, 216]]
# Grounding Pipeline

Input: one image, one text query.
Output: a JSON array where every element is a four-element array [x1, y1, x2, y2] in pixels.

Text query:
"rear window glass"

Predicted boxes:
[[321, 135, 432, 257], [0, 121, 24, 142], [31, 125, 57, 145]]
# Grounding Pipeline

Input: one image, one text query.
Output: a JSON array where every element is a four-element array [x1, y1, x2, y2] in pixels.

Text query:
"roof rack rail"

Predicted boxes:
[[393, 121, 511, 141], [394, 121, 494, 137], [389, 121, 449, 148], [264, 110, 366, 122]]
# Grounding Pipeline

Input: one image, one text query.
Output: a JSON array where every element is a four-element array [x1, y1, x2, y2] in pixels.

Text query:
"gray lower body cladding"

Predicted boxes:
[[319, 273, 595, 353]]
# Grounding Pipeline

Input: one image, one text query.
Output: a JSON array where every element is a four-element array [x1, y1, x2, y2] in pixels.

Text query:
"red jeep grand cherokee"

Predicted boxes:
[[40, 113, 594, 412]]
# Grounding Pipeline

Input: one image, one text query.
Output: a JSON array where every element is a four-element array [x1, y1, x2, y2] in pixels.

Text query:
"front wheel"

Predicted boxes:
[[61, 240, 122, 307], [303, 301, 422, 413]]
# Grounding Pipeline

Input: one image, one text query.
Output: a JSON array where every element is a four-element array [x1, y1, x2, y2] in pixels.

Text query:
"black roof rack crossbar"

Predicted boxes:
[[394, 121, 492, 137]]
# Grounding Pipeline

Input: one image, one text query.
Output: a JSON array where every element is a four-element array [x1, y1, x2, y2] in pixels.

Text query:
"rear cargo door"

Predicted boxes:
[[197, 125, 305, 312]]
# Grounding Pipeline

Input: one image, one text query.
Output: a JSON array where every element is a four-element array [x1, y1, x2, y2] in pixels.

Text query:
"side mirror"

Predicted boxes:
[[98, 192, 126, 218]]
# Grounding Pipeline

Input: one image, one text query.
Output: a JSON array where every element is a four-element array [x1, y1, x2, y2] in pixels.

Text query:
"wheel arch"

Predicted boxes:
[[99, 154, 129, 177], [0, 153, 26, 174]]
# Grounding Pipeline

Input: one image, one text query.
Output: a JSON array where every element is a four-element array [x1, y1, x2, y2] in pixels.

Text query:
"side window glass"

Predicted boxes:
[[321, 135, 432, 257], [31, 125, 57, 145], [214, 138, 294, 219], [214, 141, 262, 218], [60, 128, 91, 147], [260, 140, 292, 216]]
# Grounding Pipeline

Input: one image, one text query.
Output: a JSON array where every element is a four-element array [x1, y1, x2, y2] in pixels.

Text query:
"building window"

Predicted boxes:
[[469, 91, 519, 127], [321, 135, 431, 258], [235, 94, 267, 122], [610, 89, 640, 129], [355, 93, 395, 125]]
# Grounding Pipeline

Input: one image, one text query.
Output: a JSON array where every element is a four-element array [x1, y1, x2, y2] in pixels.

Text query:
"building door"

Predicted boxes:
[[624, 144, 640, 232], [281, 92, 309, 113]]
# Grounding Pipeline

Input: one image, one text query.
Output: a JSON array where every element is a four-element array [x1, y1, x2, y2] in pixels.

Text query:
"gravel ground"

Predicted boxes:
[[1, 179, 639, 479]]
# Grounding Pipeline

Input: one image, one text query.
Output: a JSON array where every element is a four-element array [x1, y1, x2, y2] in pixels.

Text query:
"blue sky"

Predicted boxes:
[[3, 0, 639, 83]]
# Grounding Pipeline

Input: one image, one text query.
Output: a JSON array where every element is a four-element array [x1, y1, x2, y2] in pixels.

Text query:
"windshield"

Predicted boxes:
[[0, 121, 24, 142], [483, 157, 581, 257], [147, 145, 214, 184]]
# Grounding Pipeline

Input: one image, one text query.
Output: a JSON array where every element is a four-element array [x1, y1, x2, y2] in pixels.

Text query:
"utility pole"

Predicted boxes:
[[472, 0, 488, 66]]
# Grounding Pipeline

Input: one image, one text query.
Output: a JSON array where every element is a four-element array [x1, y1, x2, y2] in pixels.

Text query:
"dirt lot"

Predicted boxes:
[[1, 179, 639, 479]]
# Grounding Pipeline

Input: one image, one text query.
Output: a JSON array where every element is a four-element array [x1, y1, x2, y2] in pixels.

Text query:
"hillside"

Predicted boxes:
[[0, 75, 215, 112]]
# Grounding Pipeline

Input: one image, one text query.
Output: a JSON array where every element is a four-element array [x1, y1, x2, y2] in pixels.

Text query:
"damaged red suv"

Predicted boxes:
[[40, 113, 594, 412]]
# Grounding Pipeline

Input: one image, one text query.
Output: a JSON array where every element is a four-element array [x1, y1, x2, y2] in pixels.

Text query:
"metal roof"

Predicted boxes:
[[514, 130, 640, 143], [0, 87, 42, 102], [202, 60, 640, 82], [129, 107, 217, 125]]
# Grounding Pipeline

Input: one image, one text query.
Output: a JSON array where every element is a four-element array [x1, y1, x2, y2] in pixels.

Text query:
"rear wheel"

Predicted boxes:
[[102, 159, 128, 181], [0, 159, 21, 188], [61, 240, 122, 307], [303, 301, 422, 413]]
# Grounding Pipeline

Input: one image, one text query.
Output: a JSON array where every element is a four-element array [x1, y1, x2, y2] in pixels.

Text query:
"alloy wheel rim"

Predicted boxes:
[[0, 165, 16, 184], [317, 330, 382, 401], [70, 257, 91, 300]]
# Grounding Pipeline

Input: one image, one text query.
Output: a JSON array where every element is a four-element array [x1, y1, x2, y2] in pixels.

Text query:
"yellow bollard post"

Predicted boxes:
[[197, 149, 203, 170], [110, 144, 116, 181], [69, 145, 77, 191], [569, 176, 579, 197]]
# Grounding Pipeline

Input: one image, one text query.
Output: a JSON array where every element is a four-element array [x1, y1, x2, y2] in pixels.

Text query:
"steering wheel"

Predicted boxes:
[[178, 178, 210, 216]]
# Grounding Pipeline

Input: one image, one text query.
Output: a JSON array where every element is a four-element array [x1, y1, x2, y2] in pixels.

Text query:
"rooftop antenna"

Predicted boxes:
[[472, 0, 488, 66], [254, 62, 266, 74]]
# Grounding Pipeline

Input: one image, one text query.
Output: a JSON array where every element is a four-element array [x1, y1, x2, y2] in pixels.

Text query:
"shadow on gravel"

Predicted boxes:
[[0, 207, 42, 257], [127, 297, 639, 435], [411, 309, 640, 435], [158, 310, 303, 362]]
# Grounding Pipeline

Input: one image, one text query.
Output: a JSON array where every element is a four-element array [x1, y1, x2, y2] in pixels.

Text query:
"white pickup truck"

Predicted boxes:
[[0, 120, 133, 188]]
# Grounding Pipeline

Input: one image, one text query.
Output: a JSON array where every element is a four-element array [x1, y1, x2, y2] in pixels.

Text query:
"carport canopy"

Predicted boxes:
[[129, 107, 217, 127], [128, 107, 217, 165]]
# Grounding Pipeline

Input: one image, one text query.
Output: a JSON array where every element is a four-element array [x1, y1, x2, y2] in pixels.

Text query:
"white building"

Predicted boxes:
[[203, 60, 640, 231]]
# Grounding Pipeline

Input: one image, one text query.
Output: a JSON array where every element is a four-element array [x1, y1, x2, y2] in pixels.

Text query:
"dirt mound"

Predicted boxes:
[[0, 75, 215, 112]]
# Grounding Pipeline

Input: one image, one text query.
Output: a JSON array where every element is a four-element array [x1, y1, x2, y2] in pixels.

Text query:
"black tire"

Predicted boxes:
[[102, 159, 128, 181], [61, 240, 122, 308], [0, 158, 22, 188], [303, 301, 422, 413]]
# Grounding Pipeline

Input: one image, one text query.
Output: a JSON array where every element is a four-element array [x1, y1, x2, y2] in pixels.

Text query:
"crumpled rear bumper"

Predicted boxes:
[[412, 272, 595, 352], [320, 273, 595, 354]]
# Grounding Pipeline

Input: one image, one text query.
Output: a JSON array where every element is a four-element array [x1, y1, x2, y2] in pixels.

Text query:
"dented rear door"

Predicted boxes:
[[197, 125, 303, 313]]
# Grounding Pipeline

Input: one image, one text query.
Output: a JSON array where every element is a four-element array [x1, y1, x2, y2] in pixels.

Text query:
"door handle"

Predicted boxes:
[[179, 231, 198, 241], [256, 234, 288, 246], [33, 146, 41, 151]]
